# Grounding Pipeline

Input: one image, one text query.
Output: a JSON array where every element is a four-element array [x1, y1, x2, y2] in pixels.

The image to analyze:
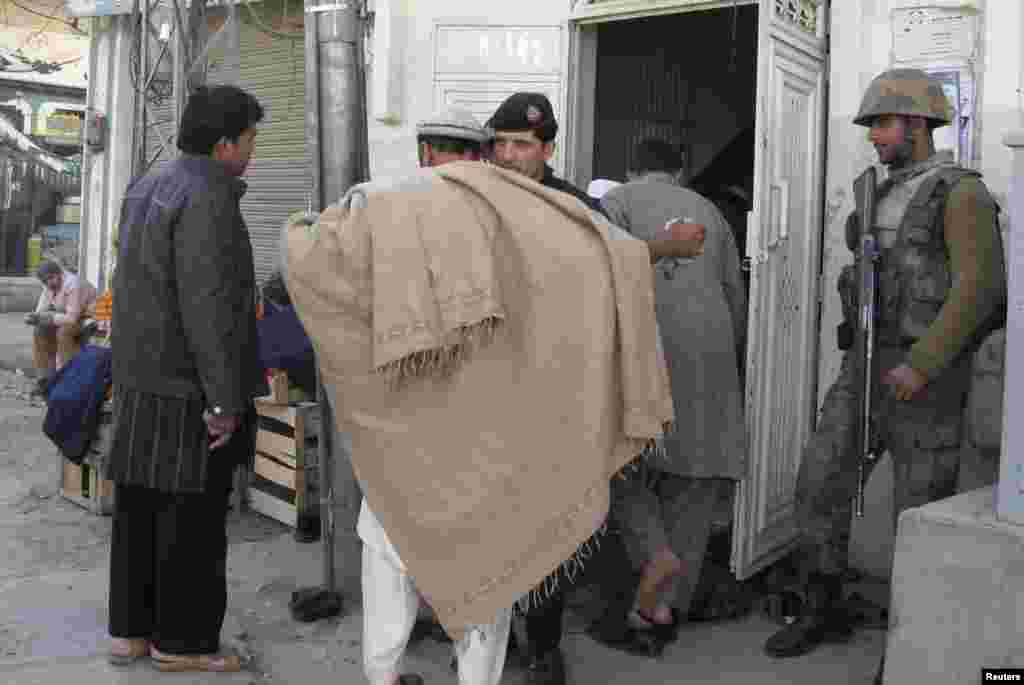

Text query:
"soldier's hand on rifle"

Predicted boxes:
[[883, 364, 928, 401]]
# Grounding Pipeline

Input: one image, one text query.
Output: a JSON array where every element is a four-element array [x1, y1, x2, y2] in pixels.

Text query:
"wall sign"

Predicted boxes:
[[891, 6, 977, 64]]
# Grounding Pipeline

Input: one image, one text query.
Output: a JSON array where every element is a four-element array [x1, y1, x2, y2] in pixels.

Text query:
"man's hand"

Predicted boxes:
[[204, 411, 241, 450], [662, 219, 706, 257], [647, 219, 706, 262], [23, 312, 39, 326], [883, 364, 928, 401]]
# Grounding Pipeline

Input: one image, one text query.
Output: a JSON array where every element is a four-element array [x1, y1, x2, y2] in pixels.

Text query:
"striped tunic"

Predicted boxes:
[[104, 385, 255, 494]]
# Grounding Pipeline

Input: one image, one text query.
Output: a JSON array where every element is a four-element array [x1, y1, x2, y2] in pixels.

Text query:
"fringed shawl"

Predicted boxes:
[[283, 162, 672, 641]]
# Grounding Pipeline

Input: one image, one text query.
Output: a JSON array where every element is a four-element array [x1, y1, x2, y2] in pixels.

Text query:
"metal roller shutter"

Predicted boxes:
[[234, 23, 308, 284]]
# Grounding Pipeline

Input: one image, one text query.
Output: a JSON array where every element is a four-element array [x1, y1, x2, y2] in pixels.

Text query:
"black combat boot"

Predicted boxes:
[[763, 572, 853, 658], [397, 674, 424, 685], [526, 647, 566, 685]]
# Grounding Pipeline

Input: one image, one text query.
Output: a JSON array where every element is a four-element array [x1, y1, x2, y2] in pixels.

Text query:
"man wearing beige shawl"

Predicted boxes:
[[356, 108, 503, 685], [284, 106, 702, 685]]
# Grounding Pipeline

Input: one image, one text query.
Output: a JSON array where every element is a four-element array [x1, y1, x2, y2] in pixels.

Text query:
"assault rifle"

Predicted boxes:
[[852, 167, 881, 518]]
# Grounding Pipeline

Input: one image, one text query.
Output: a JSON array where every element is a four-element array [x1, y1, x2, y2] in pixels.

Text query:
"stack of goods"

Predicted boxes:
[[56, 289, 115, 514]]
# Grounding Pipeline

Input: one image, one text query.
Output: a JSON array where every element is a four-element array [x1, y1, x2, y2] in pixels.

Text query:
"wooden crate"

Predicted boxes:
[[247, 398, 319, 528], [61, 459, 115, 515], [259, 370, 291, 405], [59, 400, 116, 516]]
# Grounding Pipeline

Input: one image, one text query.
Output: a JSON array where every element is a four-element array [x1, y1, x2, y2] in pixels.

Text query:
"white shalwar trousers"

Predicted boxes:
[[358, 499, 512, 685]]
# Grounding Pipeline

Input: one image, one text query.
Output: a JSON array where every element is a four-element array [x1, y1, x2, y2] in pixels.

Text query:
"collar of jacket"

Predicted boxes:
[[179, 154, 249, 199], [886, 150, 956, 186], [633, 171, 679, 186]]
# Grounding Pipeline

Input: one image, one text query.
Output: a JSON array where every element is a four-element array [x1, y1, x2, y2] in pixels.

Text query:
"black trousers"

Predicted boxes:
[[107, 455, 236, 654], [525, 518, 638, 656]]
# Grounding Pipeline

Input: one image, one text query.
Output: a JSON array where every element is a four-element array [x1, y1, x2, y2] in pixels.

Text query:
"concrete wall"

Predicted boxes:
[[824, 0, 1024, 578]]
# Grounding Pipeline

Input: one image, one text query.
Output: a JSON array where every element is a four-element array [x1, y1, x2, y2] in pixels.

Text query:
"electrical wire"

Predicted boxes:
[[240, 0, 303, 41], [4, 0, 86, 35], [128, 10, 173, 105], [0, 58, 81, 73]]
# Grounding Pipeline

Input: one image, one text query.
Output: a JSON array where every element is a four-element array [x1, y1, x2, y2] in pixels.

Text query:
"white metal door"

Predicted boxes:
[[732, 0, 829, 580]]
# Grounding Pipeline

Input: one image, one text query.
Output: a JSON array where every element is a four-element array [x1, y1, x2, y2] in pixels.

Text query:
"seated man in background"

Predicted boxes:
[[24, 260, 98, 394]]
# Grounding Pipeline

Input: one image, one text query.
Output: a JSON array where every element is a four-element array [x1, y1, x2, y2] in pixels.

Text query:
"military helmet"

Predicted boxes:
[[416, 107, 491, 144], [853, 68, 954, 128]]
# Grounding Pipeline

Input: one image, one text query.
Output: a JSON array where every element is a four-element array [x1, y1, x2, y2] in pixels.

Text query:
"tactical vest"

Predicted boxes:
[[838, 165, 1007, 349]]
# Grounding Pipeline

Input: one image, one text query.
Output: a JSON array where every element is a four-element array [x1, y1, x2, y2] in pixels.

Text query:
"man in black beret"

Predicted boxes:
[[487, 92, 602, 213], [485, 92, 705, 685], [488, 93, 705, 267]]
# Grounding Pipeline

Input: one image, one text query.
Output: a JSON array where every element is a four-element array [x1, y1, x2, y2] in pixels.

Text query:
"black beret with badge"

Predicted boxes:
[[486, 92, 558, 142]]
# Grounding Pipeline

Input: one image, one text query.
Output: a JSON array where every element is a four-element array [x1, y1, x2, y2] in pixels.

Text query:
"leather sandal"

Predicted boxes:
[[150, 647, 242, 672], [108, 638, 151, 666], [629, 607, 682, 642]]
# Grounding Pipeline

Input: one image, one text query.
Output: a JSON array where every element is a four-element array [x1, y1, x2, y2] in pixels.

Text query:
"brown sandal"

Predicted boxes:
[[108, 638, 151, 666], [150, 647, 242, 673]]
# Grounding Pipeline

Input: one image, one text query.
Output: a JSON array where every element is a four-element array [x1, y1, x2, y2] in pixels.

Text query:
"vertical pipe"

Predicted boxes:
[[139, 0, 149, 173], [171, 0, 185, 130], [187, 0, 206, 90], [79, 19, 100, 279], [304, 3, 322, 212], [302, 1, 334, 593], [304, 0, 369, 595]]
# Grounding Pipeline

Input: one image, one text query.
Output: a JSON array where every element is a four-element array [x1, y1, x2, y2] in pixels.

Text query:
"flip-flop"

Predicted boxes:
[[108, 638, 151, 666], [150, 650, 242, 672]]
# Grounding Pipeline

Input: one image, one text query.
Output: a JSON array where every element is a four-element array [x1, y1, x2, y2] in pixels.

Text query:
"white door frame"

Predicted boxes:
[[733, 0, 829, 579], [562, 0, 830, 580]]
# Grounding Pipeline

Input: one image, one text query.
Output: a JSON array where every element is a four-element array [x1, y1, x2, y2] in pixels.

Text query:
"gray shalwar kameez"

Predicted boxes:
[[601, 173, 748, 613]]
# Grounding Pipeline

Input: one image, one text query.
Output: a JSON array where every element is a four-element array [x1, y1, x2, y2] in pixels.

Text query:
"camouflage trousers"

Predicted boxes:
[[795, 346, 970, 577]]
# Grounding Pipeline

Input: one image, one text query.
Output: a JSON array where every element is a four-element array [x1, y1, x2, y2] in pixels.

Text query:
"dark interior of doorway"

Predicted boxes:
[[588, 5, 776, 609], [593, 4, 758, 266]]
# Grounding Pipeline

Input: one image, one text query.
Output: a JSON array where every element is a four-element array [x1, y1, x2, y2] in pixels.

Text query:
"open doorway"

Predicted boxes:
[[581, 5, 764, 610], [569, 0, 832, 586], [590, 5, 758, 283]]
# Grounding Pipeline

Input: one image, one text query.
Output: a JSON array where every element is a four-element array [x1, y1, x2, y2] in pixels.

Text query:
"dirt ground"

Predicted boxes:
[[0, 368, 290, 664], [0, 367, 887, 685]]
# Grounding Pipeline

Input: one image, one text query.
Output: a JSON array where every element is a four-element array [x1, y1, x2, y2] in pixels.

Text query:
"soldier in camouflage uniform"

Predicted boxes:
[[763, 68, 1007, 667]]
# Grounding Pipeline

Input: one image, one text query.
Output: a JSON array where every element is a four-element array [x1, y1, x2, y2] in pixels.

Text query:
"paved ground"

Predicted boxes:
[[0, 312, 887, 684], [0, 313, 37, 376]]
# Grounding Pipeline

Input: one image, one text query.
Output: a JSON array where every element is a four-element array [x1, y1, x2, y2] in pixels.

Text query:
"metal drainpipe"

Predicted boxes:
[[304, 0, 370, 597], [79, 19, 100, 280]]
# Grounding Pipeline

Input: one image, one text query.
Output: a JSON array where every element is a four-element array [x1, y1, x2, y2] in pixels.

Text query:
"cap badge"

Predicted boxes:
[[526, 105, 543, 125]]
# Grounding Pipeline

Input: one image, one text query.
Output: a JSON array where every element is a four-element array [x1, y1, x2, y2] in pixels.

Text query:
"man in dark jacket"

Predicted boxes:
[[105, 85, 268, 673], [485, 92, 706, 685]]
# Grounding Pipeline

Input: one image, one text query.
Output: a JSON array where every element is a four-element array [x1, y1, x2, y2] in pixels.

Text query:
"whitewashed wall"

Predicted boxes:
[[80, 17, 135, 292], [365, 0, 569, 181]]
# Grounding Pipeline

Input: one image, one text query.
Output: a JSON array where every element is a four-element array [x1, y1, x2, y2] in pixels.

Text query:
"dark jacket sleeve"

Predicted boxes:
[[174, 185, 254, 415]]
